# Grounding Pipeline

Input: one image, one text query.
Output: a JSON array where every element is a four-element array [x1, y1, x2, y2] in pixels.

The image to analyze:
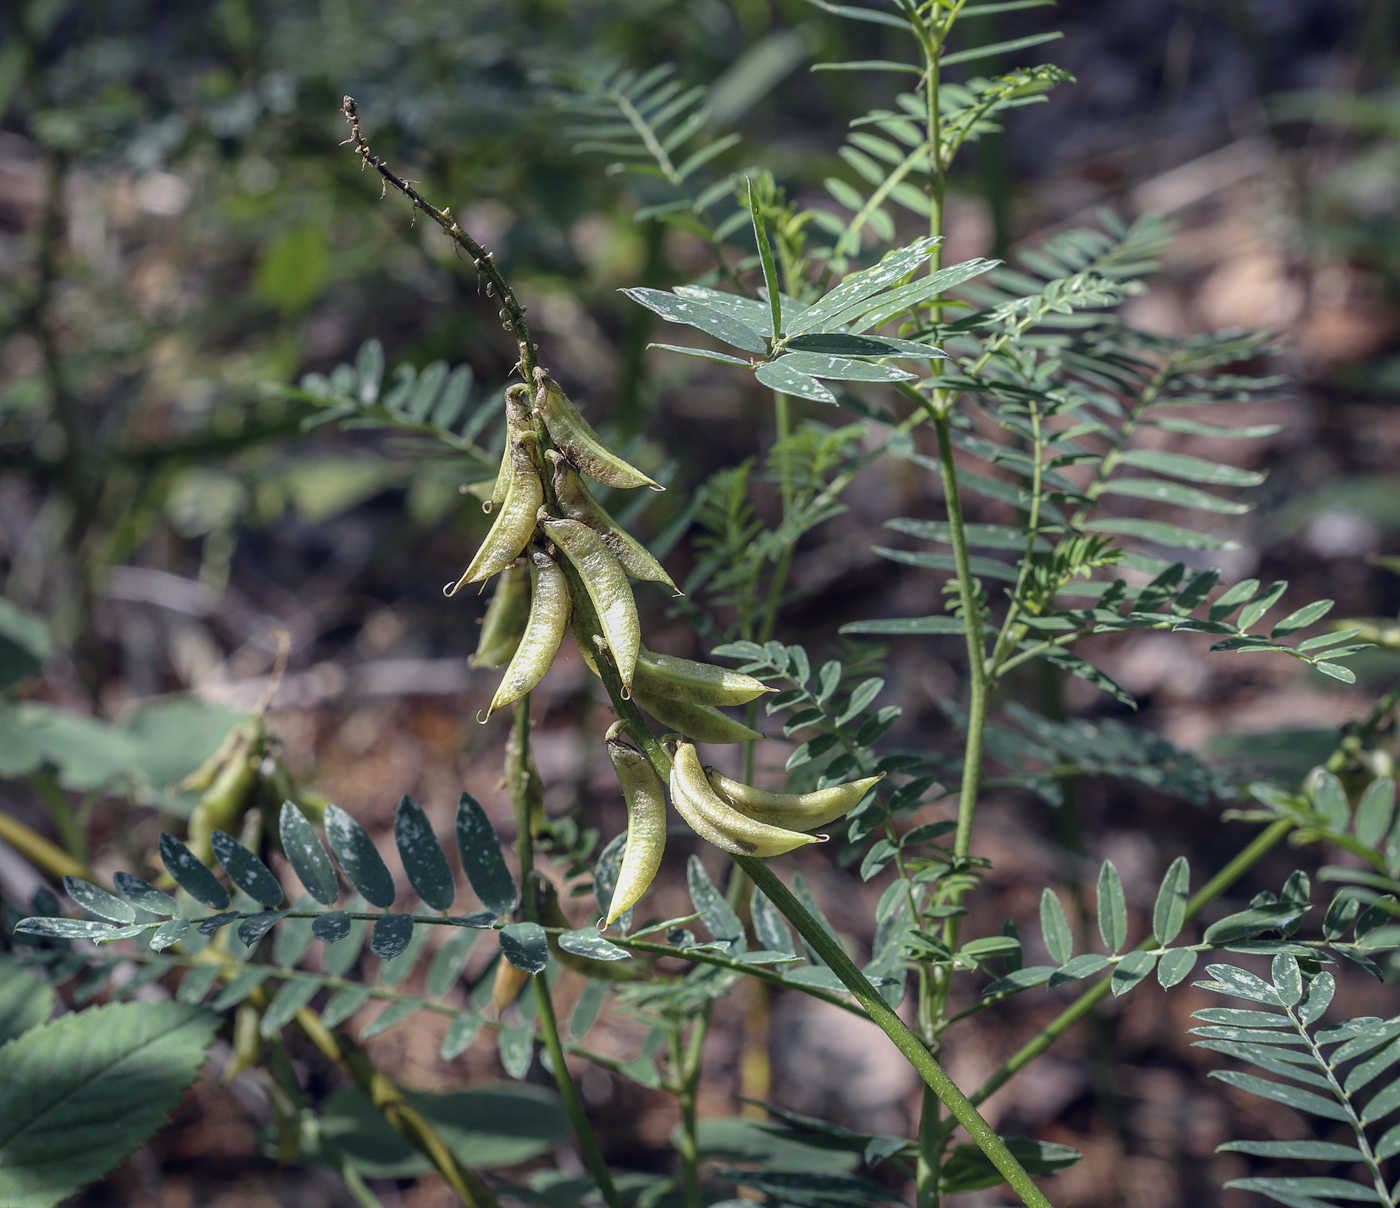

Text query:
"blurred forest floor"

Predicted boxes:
[[3, 2, 1400, 1206]]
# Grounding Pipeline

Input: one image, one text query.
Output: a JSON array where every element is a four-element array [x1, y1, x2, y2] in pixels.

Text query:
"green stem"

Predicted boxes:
[[510, 696, 625, 1208], [734, 856, 1055, 1208], [28, 773, 86, 864], [671, 1025, 704, 1208], [970, 817, 1296, 1105]]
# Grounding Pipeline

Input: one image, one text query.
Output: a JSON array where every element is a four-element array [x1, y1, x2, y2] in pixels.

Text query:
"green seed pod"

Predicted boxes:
[[445, 434, 544, 597], [486, 384, 535, 514], [706, 768, 884, 832], [483, 551, 571, 720], [188, 728, 260, 864], [539, 514, 640, 692], [668, 740, 822, 858], [632, 648, 770, 707], [547, 451, 678, 594], [534, 369, 661, 491], [472, 561, 531, 669], [632, 687, 763, 745], [604, 722, 667, 926]]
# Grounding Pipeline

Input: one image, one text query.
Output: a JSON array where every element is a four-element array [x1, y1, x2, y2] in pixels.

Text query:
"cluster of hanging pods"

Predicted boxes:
[[454, 367, 880, 923]]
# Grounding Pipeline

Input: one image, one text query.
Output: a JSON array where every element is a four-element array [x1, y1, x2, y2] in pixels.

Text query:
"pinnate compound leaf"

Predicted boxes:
[[113, 872, 178, 918], [395, 796, 456, 912], [1219, 1140, 1365, 1161], [313, 910, 352, 943], [455, 793, 517, 917], [1356, 778, 1395, 848], [622, 287, 768, 355], [159, 832, 230, 910], [688, 856, 745, 947], [1156, 947, 1198, 988], [1097, 861, 1127, 953], [940, 1136, 1083, 1194], [1112, 951, 1158, 997], [499, 1021, 535, 1079], [0, 1000, 217, 1208], [211, 830, 284, 908], [237, 909, 289, 947], [61, 877, 135, 925], [558, 929, 631, 962], [1152, 856, 1190, 943], [325, 804, 396, 908], [754, 359, 837, 404], [260, 979, 320, 1037], [1208, 1070, 1351, 1121], [1040, 889, 1073, 965], [500, 922, 549, 975], [370, 914, 415, 961], [278, 802, 339, 905], [1048, 954, 1110, 987]]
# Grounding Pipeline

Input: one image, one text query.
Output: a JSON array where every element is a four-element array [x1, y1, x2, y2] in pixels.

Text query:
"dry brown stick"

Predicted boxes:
[[340, 96, 539, 383]]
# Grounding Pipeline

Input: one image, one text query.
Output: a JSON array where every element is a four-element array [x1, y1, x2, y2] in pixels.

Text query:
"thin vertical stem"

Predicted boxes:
[[734, 857, 1055, 1208], [510, 696, 625, 1208]]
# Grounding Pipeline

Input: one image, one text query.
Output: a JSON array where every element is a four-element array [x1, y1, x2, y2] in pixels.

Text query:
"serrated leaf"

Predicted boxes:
[[0, 1000, 217, 1208], [1097, 861, 1127, 953], [324, 804, 396, 909], [278, 802, 339, 906], [1152, 856, 1190, 944], [211, 831, 284, 908], [159, 833, 230, 910], [455, 793, 517, 917], [500, 922, 549, 975], [396, 796, 456, 912], [1039, 889, 1074, 965], [62, 877, 136, 925], [0, 962, 54, 1045]]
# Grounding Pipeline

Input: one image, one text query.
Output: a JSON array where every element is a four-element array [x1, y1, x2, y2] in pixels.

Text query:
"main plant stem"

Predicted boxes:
[[510, 697, 625, 1208], [734, 856, 1055, 1208]]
